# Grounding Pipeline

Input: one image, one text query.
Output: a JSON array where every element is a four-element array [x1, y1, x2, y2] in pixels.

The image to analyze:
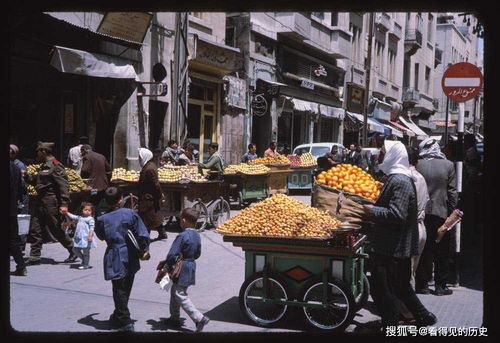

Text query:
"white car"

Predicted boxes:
[[292, 142, 346, 160]]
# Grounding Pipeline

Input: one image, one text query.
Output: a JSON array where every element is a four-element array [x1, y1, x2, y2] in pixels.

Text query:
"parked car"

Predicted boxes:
[[292, 142, 346, 160]]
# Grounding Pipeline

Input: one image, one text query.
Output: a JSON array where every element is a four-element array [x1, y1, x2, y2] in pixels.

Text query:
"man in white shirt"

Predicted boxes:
[[68, 136, 89, 174]]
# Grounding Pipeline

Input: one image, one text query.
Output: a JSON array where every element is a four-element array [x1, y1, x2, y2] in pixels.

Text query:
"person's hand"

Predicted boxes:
[[88, 235, 93, 242], [140, 251, 150, 260], [363, 205, 373, 215], [59, 206, 68, 215]]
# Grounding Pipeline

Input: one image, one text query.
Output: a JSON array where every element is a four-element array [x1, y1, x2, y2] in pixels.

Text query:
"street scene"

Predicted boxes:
[[9, 11, 485, 336]]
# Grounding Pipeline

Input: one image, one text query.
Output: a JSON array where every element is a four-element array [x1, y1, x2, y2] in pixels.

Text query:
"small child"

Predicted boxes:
[[66, 202, 97, 270]]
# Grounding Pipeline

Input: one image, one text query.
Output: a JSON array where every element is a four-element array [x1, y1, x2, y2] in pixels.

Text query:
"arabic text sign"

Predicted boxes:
[[97, 12, 153, 43], [441, 62, 483, 102]]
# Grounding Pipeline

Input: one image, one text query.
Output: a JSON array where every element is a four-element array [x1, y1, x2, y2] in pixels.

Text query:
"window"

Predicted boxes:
[[331, 12, 338, 26], [190, 12, 204, 19], [450, 100, 459, 111], [465, 110, 470, 118], [427, 14, 433, 42], [351, 24, 361, 63], [388, 50, 396, 82], [254, 34, 275, 59], [225, 27, 235, 47], [425, 66, 431, 94], [312, 12, 325, 21], [414, 63, 419, 91]]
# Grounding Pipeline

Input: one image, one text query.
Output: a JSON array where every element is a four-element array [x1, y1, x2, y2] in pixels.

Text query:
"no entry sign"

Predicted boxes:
[[441, 62, 483, 102]]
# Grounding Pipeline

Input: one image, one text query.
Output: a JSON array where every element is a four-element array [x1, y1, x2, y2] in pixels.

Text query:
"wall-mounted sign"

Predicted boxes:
[[301, 80, 315, 90], [223, 75, 247, 110], [97, 12, 153, 43], [188, 36, 237, 72], [346, 83, 365, 114], [314, 65, 328, 77], [251, 94, 268, 116]]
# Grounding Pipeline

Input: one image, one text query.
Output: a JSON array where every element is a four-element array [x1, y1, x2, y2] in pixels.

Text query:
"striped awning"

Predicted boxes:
[[346, 112, 385, 133], [289, 98, 345, 120], [398, 116, 429, 140], [383, 123, 403, 138]]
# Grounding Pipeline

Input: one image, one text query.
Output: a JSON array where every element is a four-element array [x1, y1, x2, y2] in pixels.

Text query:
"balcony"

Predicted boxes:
[[404, 29, 422, 56], [275, 12, 311, 42], [433, 98, 439, 111], [329, 29, 351, 59], [388, 22, 402, 41], [375, 12, 391, 33], [402, 87, 420, 105], [434, 46, 443, 68]]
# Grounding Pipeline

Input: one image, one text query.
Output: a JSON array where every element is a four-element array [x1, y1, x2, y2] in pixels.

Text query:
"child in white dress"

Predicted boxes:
[[66, 202, 97, 269]]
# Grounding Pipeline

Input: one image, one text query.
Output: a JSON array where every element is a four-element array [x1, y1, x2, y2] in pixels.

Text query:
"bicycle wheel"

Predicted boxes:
[[122, 194, 139, 212], [191, 200, 209, 232], [210, 198, 231, 229], [298, 276, 355, 332], [354, 273, 370, 312], [239, 272, 290, 327]]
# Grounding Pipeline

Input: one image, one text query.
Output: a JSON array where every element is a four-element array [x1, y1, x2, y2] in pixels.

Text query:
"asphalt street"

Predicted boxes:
[[9, 194, 483, 334]]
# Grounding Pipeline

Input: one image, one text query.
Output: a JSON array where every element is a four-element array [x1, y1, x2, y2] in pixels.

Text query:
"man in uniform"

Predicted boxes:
[[26, 142, 76, 265]]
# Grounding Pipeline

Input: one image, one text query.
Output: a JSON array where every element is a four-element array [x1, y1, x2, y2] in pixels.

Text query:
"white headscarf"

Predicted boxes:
[[138, 148, 153, 167], [419, 137, 446, 160], [378, 140, 412, 178]]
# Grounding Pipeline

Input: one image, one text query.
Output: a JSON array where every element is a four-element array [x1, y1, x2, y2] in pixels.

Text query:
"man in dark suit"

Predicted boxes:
[[346, 143, 361, 166], [81, 144, 112, 215], [10, 161, 27, 275], [415, 138, 458, 296]]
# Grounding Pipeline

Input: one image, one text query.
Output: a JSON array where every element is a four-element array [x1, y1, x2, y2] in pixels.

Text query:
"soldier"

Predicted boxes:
[[26, 142, 76, 265]]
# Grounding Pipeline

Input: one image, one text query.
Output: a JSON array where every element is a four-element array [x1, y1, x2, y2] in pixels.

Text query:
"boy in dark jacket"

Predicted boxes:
[[165, 208, 209, 332], [95, 187, 150, 332]]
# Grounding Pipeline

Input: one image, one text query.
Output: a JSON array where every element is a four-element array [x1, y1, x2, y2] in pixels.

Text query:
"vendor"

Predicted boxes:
[[197, 143, 224, 177], [162, 140, 179, 165], [241, 143, 257, 163], [264, 142, 280, 158], [323, 145, 343, 168], [177, 144, 196, 166]]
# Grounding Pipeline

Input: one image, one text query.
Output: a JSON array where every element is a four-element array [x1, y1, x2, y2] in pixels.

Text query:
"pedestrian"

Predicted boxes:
[[363, 140, 437, 331], [241, 143, 258, 163], [415, 138, 458, 296], [164, 208, 210, 332], [323, 145, 343, 168], [358, 146, 370, 172], [67, 136, 89, 174], [138, 148, 167, 240], [264, 141, 280, 158], [282, 144, 291, 155], [163, 140, 179, 165], [65, 202, 97, 270], [25, 142, 76, 265], [10, 144, 29, 214], [10, 160, 27, 276], [346, 143, 361, 166], [94, 187, 151, 332], [177, 144, 196, 166], [197, 143, 224, 178], [80, 144, 112, 215]]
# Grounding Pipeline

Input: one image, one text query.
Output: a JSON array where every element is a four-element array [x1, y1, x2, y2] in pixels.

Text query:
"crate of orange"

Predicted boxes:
[[312, 164, 382, 224]]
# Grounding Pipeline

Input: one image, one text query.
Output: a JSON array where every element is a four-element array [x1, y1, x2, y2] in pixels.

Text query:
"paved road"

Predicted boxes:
[[9, 194, 483, 333]]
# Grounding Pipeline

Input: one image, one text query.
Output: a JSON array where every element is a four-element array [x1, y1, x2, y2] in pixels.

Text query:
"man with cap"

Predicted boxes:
[[25, 142, 76, 265]]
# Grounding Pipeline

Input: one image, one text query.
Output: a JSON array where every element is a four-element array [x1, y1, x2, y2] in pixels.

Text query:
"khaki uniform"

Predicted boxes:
[[27, 158, 73, 260]]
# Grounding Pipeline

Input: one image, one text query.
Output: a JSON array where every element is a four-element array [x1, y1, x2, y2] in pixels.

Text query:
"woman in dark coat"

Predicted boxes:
[[138, 148, 167, 240]]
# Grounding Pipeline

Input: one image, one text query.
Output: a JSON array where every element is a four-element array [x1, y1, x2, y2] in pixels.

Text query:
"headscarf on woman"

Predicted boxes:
[[418, 137, 446, 160], [378, 140, 412, 178], [138, 148, 153, 168]]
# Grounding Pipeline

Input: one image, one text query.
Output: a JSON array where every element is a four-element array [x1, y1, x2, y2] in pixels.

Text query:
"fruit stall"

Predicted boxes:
[[287, 153, 317, 191], [217, 194, 370, 332], [224, 164, 270, 208], [249, 156, 292, 195], [111, 166, 231, 231]]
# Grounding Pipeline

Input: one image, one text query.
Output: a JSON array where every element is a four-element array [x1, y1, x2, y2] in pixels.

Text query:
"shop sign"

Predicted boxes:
[[346, 83, 365, 114], [314, 65, 327, 77], [251, 94, 268, 116], [223, 75, 247, 110], [195, 40, 236, 71], [301, 80, 315, 90], [97, 12, 153, 43]]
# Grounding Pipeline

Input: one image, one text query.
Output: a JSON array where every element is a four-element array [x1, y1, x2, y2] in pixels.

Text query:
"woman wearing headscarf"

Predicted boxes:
[[363, 140, 436, 331], [138, 148, 167, 240]]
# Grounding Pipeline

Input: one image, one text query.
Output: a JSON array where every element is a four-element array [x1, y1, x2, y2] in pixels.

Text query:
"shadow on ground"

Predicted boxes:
[[146, 317, 192, 332], [77, 313, 138, 331]]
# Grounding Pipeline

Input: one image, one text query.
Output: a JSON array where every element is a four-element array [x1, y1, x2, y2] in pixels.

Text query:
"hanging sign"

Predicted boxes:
[[251, 94, 268, 116], [97, 12, 153, 43], [441, 62, 483, 102]]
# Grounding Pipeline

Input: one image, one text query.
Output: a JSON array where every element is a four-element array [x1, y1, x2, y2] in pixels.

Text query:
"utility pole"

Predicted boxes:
[[171, 12, 189, 144], [444, 98, 449, 149], [362, 12, 375, 147]]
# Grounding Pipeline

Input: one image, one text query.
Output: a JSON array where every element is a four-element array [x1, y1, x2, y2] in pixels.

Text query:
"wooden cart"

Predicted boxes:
[[266, 164, 292, 195], [224, 173, 269, 209], [287, 166, 315, 191], [221, 230, 369, 332]]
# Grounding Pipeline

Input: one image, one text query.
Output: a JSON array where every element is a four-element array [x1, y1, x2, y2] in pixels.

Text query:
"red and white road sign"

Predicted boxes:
[[441, 62, 483, 102]]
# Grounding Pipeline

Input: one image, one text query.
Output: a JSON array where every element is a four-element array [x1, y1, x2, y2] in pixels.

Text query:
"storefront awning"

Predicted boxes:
[[369, 117, 390, 135], [430, 135, 443, 142], [383, 123, 403, 138], [289, 98, 344, 120], [371, 98, 392, 122], [398, 116, 429, 140], [346, 112, 385, 134], [389, 120, 415, 137], [257, 78, 287, 87], [50, 45, 138, 80]]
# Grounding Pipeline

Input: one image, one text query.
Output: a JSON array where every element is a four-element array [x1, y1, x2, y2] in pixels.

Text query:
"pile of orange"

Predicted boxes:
[[315, 164, 382, 201]]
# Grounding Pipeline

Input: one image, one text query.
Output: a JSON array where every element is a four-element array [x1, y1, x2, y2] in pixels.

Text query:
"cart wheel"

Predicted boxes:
[[238, 191, 244, 209], [210, 198, 231, 229], [297, 276, 355, 332], [122, 194, 139, 212], [191, 200, 209, 232], [354, 273, 370, 312], [239, 272, 290, 327]]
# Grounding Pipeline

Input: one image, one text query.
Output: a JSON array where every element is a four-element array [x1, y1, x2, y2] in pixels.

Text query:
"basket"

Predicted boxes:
[[17, 214, 31, 236]]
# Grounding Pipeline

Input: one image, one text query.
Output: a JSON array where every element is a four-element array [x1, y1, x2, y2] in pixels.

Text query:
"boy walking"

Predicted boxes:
[[165, 208, 209, 332], [95, 187, 151, 332]]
